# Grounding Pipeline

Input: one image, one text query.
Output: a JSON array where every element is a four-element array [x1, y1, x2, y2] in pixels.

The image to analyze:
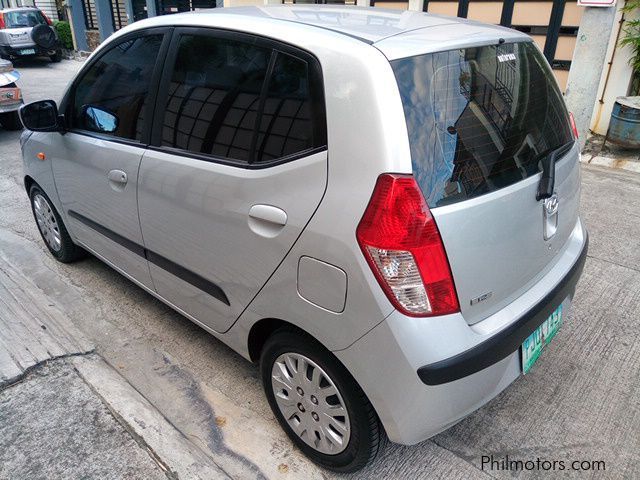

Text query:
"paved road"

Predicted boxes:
[[0, 59, 638, 479]]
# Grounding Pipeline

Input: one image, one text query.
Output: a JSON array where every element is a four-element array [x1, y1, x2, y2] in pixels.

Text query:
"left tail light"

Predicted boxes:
[[356, 174, 460, 317]]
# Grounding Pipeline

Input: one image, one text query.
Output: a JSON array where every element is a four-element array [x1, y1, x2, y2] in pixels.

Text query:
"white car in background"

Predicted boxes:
[[0, 7, 62, 63], [0, 59, 22, 130]]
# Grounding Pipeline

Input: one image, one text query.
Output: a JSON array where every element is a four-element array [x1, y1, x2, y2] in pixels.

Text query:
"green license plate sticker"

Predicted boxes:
[[20, 49, 36, 55], [522, 304, 563, 373]]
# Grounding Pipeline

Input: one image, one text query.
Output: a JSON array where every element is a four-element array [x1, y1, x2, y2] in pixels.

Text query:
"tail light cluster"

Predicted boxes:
[[356, 174, 459, 317], [569, 112, 579, 139], [0, 13, 5, 30]]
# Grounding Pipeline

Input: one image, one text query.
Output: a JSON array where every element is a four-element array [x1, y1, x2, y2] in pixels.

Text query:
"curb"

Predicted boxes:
[[580, 155, 640, 174], [72, 355, 231, 480]]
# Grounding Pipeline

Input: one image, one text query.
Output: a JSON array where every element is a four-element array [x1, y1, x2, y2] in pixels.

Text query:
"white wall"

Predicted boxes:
[[34, 0, 59, 21]]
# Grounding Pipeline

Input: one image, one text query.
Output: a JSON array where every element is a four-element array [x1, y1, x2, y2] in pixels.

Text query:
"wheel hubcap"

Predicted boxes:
[[33, 193, 62, 252], [271, 352, 351, 455]]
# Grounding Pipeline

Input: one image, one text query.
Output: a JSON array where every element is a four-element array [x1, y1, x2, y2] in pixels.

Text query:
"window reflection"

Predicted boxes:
[[393, 42, 572, 207], [161, 35, 270, 162]]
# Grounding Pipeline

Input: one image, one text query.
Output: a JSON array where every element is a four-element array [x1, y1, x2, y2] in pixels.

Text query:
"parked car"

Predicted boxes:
[[19, 6, 588, 472], [0, 59, 22, 130], [0, 7, 62, 62]]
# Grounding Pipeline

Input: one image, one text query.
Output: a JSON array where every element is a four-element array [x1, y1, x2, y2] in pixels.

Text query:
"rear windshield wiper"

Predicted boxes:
[[535, 141, 573, 201]]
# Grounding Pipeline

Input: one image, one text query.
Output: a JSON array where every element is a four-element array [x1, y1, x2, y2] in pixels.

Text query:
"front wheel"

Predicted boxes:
[[260, 329, 382, 473], [29, 185, 84, 263], [0, 111, 22, 130]]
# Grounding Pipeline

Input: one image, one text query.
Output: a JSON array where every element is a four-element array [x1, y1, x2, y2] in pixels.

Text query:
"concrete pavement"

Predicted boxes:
[[0, 59, 638, 479], [0, 359, 169, 480]]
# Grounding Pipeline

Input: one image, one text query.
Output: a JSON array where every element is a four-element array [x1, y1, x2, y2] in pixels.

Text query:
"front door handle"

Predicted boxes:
[[248, 204, 287, 238], [108, 169, 128, 184]]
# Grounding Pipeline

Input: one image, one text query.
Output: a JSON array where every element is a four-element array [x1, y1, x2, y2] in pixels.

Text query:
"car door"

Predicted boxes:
[[51, 29, 170, 289], [138, 29, 328, 332]]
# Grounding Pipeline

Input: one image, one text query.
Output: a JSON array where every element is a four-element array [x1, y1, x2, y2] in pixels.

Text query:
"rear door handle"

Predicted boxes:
[[248, 204, 287, 237], [108, 169, 128, 184], [249, 204, 287, 225]]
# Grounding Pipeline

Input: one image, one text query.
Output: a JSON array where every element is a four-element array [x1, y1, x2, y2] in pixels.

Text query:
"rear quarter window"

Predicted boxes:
[[392, 42, 573, 207]]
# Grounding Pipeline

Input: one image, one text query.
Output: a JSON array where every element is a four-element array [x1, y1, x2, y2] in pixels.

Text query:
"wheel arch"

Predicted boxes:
[[247, 317, 305, 363], [24, 174, 36, 193]]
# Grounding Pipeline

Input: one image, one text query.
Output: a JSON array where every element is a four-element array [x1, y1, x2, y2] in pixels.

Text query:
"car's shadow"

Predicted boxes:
[[9, 57, 56, 69]]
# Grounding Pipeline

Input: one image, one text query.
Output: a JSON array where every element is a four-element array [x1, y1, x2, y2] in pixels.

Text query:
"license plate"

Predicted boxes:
[[19, 49, 36, 55], [521, 304, 563, 373]]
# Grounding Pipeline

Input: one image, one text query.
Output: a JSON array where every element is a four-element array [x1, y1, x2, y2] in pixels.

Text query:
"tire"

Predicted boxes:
[[31, 24, 57, 50], [0, 112, 22, 131], [29, 185, 84, 263], [260, 329, 382, 473], [50, 50, 62, 63]]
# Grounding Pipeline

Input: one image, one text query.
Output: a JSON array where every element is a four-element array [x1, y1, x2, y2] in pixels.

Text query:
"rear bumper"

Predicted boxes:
[[0, 43, 58, 58], [418, 234, 588, 385], [335, 220, 588, 445]]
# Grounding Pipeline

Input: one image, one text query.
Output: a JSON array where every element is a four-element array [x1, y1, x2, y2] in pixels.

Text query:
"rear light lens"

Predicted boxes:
[[0, 13, 5, 30], [569, 112, 579, 139], [356, 174, 459, 317], [42, 12, 53, 26]]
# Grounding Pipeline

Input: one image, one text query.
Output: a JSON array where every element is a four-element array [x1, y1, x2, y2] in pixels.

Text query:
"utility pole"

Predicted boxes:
[[565, 5, 618, 148]]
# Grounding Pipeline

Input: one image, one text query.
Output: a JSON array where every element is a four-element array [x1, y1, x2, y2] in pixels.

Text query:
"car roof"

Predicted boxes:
[[0, 7, 41, 13], [110, 5, 532, 61], [127, 5, 529, 44]]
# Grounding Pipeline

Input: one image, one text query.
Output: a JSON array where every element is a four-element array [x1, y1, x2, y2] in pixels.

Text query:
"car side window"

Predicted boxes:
[[254, 52, 314, 163], [160, 34, 271, 162], [68, 34, 164, 141]]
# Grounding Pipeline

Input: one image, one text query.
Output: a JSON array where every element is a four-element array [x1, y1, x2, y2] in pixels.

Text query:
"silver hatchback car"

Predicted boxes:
[[19, 6, 588, 472]]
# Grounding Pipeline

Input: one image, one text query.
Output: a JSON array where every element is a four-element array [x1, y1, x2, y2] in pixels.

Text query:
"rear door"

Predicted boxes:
[[391, 41, 580, 324], [138, 29, 327, 332]]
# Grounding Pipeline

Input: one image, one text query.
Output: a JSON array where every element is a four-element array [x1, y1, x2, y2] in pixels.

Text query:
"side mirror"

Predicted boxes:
[[19, 100, 62, 132], [82, 105, 118, 134]]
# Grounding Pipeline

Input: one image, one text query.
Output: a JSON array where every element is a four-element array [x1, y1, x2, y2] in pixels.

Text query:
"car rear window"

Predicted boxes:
[[4, 10, 48, 29], [391, 41, 573, 207]]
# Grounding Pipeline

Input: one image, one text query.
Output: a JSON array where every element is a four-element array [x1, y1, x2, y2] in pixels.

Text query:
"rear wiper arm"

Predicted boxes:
[[535, 142, 571, 201]]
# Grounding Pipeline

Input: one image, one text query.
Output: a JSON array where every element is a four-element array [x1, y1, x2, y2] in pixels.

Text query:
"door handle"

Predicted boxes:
[[107, 169, 128, 192], [249, 204, 287, 225], [108, 169, 128, 184], [248, 204, 287, 238]]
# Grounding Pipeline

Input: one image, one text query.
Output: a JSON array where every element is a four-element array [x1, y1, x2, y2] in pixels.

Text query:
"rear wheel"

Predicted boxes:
[[29, 185, 84, 263], [0, 112, 22, 130], [260, 329, 381, 472]]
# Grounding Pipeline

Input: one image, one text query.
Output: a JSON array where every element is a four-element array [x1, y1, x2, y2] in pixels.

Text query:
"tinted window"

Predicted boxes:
[[160, 35, 270, 162], [69, 35, 163, 141], [4, 10, 47, 28], [392, 42, 573, 207], [254, 52, 314, 163]]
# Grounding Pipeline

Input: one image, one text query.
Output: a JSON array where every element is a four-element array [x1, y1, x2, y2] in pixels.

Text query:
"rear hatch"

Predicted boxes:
[[0, 9, 47, 48], [390, 41, 580, 325]]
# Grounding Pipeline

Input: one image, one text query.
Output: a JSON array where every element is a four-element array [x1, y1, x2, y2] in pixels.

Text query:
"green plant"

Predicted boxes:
[[53, 20, 73, 50]]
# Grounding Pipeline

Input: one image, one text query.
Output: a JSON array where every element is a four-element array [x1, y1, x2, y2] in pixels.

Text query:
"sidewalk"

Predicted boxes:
[[581, 133, 640, 173], [0, 251, 230, 480], [0, 358, 168, 480]]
